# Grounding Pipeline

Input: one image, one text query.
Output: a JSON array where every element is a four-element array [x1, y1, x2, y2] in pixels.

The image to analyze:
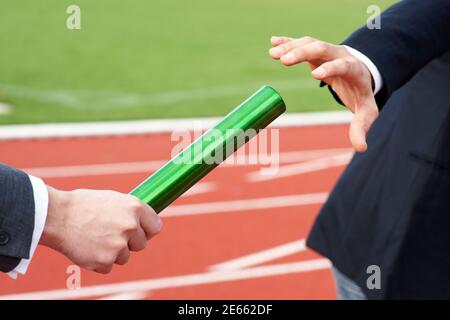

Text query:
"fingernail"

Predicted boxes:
[[269, 47, 283, 57], [312, 67, 326, 78], [271, 36, 282, 42], [355, 141, 368, 153]]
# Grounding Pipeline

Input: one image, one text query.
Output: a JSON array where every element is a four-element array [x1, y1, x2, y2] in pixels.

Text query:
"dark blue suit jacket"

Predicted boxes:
[[307, 0, 450, 299], [0, 164, 35, 272]]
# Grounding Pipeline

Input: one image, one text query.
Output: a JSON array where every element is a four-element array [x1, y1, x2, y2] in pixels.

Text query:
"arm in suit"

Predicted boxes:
[[342, 0, 450, 108], [0, 164, 35, 272], [0, 161, 163, 277]]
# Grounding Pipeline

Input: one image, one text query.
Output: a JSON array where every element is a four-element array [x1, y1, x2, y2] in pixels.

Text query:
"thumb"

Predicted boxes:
[[349, 102, 379, 153]]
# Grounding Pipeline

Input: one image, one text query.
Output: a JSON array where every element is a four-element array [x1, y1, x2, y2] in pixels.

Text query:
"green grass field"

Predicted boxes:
[[0, 0, 395, 124]]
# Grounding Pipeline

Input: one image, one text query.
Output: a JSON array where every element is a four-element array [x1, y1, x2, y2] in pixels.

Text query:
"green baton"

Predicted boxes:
[[130, 85, 286, 213]]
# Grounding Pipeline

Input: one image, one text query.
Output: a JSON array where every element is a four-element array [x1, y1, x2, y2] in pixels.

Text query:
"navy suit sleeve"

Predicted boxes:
[[0, 164, 35, 272], [326, 0, 450, 108]]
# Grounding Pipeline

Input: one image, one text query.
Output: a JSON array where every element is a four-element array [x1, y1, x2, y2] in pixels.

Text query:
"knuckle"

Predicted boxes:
[[286, 38, 302, 50], [300, 36, 314, 42], [343, 57, 358, 73], [280, 43, 291, 53], [122, 217, 139, 233], [314, 41, 327, 54], [97, 254, 116, 267], [288, 49, 299, 59], [341, 59, 351, 70], [346, 56, 358, 64], [113, 238, 128, 252], [129, 198, 144, 212], [121, 239, 129, 250]]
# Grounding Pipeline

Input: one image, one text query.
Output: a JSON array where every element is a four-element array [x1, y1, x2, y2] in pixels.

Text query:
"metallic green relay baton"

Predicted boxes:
[[130, 85, 286, 213]]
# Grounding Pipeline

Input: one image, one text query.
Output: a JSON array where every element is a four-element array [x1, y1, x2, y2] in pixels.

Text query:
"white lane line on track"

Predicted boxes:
[[162, 192, 328, 217], [24, 161, 165, 179], [97, 291, 150, 300], [0, 111, 352, 140], [209, 239, 306, 272], [97, 239, 308, 299], [247, 152, 353, 182], [22, 148, 352, 179], [181, 182, 216, 198], [0, 258, 331, 300]]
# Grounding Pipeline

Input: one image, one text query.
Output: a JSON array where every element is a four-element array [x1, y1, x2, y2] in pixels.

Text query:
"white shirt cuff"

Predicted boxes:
[[344, 45, 383, 95], [7, 176, 48, 279]]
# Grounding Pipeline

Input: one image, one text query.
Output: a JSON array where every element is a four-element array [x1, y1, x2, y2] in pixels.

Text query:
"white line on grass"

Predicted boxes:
[[0, 79, 317, 109], [0, 102, 11, 115]]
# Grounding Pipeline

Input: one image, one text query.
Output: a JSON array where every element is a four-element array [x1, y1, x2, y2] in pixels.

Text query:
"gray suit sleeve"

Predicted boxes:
[[0, 164, 35, 272]]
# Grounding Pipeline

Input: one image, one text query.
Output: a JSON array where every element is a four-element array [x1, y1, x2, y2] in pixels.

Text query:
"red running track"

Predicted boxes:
[[0, 124, 351, 300]]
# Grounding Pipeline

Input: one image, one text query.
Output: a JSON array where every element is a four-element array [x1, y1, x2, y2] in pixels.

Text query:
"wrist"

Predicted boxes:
[[39, 186, 72, 251], [343, 45, 383, 95]]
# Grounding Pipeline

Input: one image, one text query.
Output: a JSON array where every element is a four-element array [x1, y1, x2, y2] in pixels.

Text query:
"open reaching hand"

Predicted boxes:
[[269, 36, 379, 152]]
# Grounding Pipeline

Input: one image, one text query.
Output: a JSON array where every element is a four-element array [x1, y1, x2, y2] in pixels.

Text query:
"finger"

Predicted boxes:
[[311, 58, 351, 80], [270, 36, 293, 47], [128, 227, 148, 251], [94, 264, 113, 274], [139, 205, 163, 240], [349, 116, 368, 153], [269, 36, 316, 59], [349, 103, 379, 153], [115, 248, 130, 265], [280, 41, 344, 66]]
